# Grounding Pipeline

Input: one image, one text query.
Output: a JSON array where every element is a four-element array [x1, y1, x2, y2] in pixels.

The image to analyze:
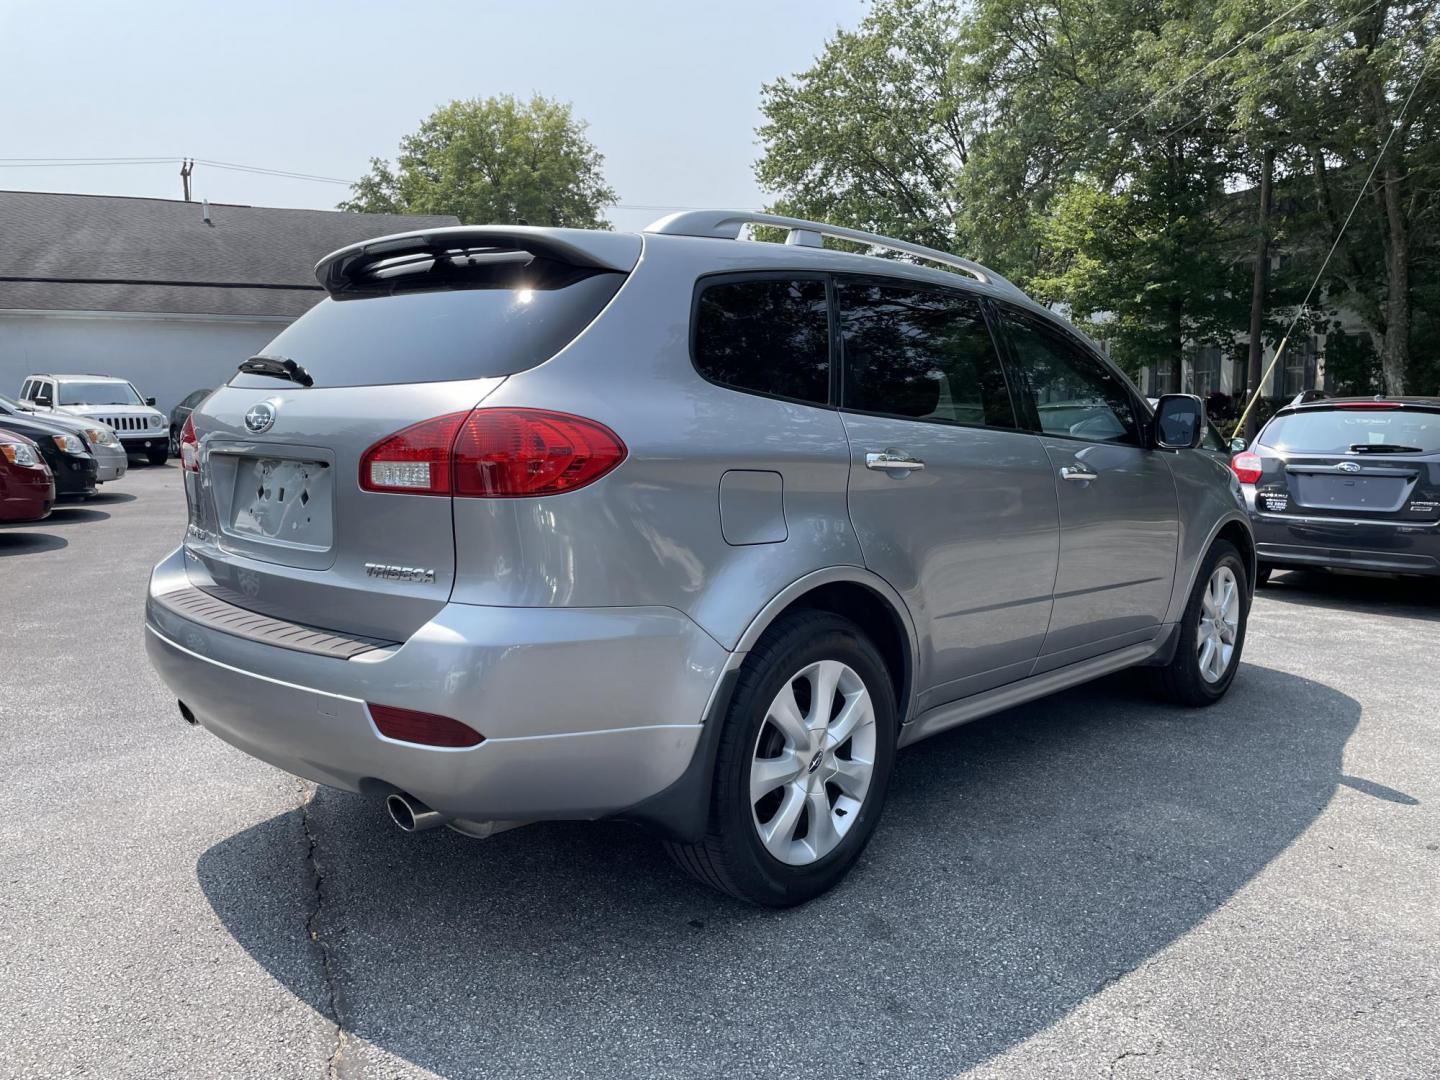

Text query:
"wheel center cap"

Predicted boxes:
[[807, 750, 824, 774]]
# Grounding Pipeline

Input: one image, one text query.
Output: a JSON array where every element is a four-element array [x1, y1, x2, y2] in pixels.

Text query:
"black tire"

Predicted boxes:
[[1255, 562, 1273, 588], [665, 610, 897, 907], [168, 426, 181, 457], [1153, 539, 1249, 707], [146, 444, 168, 467]]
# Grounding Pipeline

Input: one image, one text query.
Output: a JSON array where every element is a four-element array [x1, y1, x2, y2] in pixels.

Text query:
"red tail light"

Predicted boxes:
[[360, 408, 626, 498], [179, 415, 200, 472], [368, 703, 484, 748], [359, 412, 468, 496], [1231, 450, 1263, 485], [1337, 401, 1401, 409]]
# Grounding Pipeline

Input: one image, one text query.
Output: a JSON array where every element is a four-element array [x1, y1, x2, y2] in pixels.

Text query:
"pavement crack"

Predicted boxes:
[[1107, 1049, 1150, 1076], [299, 779, 349, 1080]]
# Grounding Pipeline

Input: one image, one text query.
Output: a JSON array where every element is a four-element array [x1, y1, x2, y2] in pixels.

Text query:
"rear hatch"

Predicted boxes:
[[182, 226, 638, 642], [1253, 403, 1440, 522]]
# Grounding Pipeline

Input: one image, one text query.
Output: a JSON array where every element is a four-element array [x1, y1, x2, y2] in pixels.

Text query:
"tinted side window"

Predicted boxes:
[[692, 277, 831, 405], [1001, 311, 1139, 444], [838, 280, 1015, 427], [19, 380, 32, 400]]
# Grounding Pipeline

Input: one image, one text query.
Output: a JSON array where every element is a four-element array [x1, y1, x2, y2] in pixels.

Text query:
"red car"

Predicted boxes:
[[0, 429, 55, 524]]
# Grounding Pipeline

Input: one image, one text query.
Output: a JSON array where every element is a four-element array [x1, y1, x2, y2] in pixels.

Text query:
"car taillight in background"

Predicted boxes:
[[179, 414, 200, 472], [1231, 451, 1263, 485], [360, 407, 626, 498]]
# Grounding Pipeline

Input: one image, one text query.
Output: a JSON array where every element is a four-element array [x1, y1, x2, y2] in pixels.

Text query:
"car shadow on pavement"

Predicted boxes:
[[47, 506, 111, 524], [197, 663, 1358, 1080], [86, 490, 138, 505], [1261, 568, 1440, 620], [0, 531, 67, 556]]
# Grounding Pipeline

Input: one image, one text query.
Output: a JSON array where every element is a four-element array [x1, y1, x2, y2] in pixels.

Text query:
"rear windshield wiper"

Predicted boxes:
[[238, 355, 314, 388], [1348, 443, 1424, 454]]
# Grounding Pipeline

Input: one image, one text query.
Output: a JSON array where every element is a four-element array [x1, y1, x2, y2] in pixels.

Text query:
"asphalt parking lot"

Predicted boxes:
[[1, 464, 1437, 1080]]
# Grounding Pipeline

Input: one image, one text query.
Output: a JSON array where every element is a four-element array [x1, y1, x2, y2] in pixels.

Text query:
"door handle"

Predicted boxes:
[[866, 450, 925, 473], [1059, 465, 1098, 482]]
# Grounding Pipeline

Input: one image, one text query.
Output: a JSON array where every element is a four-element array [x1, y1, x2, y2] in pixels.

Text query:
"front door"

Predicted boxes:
[[837, 277, 1060, 711], [995, 306, 1178, 669]]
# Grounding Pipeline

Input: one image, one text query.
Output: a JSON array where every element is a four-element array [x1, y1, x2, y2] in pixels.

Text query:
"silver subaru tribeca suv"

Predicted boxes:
[[145, 211, 1254, 906]]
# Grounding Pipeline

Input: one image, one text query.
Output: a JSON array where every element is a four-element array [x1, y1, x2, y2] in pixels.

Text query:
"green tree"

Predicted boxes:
[[754, 0, 969, 253], [754, 0, 1440, 393], [340, 95, 618, 228]]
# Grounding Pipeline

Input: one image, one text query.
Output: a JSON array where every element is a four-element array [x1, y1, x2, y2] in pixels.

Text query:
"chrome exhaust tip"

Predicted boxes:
[[384, 792, 447, 833]]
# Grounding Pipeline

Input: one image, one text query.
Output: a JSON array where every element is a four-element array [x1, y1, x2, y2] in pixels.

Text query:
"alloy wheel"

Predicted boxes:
[[749, 659, 876, 866], [1196, 565, 1240, 683]]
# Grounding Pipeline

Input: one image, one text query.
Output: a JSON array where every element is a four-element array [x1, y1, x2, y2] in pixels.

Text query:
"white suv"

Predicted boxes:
[[20, 374, 169, 465]]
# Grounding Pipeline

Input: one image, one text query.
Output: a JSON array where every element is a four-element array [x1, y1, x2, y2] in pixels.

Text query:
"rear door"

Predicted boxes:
[[183, 237, 631, 642], [995, 305, 1178, 669], [838, 277, 1059, 707], [1254, 404, 1440, 524]]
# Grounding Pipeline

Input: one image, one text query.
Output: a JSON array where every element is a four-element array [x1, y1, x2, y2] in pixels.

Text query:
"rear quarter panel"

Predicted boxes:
[[448, 236, 866, 651]]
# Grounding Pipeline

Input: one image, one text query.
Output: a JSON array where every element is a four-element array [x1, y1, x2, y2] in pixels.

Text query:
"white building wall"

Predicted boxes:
[[0, 311, 292, 415]]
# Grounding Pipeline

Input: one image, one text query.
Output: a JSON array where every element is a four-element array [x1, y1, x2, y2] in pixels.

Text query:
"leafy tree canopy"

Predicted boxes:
[[340, 94, 617, 229]]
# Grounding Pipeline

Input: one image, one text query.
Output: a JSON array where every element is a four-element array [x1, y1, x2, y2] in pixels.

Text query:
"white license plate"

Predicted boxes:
[[230, 458, 332, 547]]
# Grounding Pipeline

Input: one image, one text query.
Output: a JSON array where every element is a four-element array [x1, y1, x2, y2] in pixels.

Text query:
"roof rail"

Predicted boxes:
[[1289, 389, 1329, 407], [644, 210, 1030, 302]]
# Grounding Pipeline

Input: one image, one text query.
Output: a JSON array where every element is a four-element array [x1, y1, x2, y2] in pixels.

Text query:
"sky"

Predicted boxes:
[[0, 0, 869, 232]]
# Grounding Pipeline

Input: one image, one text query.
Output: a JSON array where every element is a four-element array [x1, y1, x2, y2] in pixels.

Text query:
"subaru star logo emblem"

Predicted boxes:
[[1337, 461, 1361, 473], [244, 402, 276, 434]]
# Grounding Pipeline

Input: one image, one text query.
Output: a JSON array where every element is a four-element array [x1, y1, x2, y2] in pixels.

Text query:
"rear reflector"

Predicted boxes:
[[368, 703, 484, 748], [1231, 450, 1263, 485], [360, 407, 625, 498]]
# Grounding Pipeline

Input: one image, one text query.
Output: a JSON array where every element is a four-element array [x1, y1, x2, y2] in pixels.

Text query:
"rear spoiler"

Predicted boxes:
[[315, 226, 642, 296]]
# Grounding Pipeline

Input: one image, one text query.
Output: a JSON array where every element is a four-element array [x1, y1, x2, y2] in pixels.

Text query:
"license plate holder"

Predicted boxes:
[[230, 457, 333, 548]]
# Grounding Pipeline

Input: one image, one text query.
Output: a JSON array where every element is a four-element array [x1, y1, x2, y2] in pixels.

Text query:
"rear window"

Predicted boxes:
[[1262, 407, 1440, 453], [230, 266, 624, 390], [692, 277, 831, 405]]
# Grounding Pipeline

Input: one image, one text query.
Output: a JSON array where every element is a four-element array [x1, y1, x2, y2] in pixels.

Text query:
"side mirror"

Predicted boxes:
[[145, 397, 157, 407], [1229, 436, 1248, 454], [1153, 393, 1205, 449]]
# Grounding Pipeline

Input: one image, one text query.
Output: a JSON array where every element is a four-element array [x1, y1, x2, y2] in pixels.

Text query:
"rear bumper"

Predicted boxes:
[[1250, 508, 1440, 576], [144, 546, 728, 821]]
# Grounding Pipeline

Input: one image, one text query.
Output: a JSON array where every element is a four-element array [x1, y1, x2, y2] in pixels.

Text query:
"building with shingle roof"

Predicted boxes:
[[0, 190, 458, 414]]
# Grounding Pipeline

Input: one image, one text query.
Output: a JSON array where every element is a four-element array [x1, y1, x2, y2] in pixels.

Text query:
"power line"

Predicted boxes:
[[1113, 0, 1315, 130], [1233, 48, 1432, 431], [1136, 0, 1386, 138], [0, 153, 742, 212]]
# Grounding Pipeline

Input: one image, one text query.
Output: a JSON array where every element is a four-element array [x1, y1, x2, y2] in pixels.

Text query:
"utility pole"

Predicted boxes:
[[1244, 147, 1274, 443], [180, 158, 193, 202]]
